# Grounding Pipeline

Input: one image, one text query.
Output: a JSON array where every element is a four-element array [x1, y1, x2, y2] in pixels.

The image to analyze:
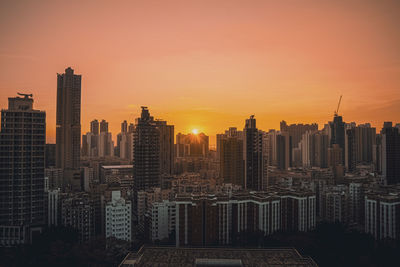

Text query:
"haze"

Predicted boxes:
[[1, 0, 399, 146]]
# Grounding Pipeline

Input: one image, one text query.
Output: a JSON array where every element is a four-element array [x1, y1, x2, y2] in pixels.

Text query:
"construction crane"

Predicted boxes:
[[334, 95, 342, 116]]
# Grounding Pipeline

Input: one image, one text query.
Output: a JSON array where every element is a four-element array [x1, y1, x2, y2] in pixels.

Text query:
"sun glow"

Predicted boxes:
[[192, 129, 199, 134]]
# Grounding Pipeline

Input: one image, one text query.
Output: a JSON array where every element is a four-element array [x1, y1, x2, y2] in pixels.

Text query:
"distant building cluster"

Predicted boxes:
[[1, 67, 399, 251]]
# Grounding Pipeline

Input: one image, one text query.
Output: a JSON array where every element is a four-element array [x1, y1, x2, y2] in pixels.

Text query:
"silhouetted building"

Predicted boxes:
[[56, 67, 81, 190], [345, 128, 357, 172], [133, 107, 160, 191], [90, 119, 99, 135], [176, 133, 209, 158], [314, 132, 329, 168], [280, 120, 318, 151], [45, 144, 56, 168], [330, 115, 345, 165], [219, 128, 244, 187], [0, 94, 46, 246], [355, 124, 376, 164], [61, 193, 95, 242], [100, 119, 108, 133], [155, 120, 174, 175], [243, 115, 263, 190], [277, 132, 291, 170], [381, 122, 400, 185]]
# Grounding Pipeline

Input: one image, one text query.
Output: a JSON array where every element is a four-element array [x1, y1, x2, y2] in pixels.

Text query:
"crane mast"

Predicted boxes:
[[334, 95, 342, 116]]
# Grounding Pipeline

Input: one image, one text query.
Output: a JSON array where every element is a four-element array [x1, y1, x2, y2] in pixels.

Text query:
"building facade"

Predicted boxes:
[[56, 67, 82, 190], [0, 94, 46, 246]]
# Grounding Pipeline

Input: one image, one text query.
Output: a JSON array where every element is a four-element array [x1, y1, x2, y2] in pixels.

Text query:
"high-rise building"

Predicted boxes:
[[176, 133, 209, 158], [266, 130, 278, 166], [381, 122, 400, 185], [133, 107, 160, 191], [155, 120, 174, 175], [280, 121, 318, 151], [100, 119, 108, 133], [277, 132, 291, 170], [330, 115, 345, 164], [98, 131, 114, 157], [313, 132, 329, 168], [0, 94, 46, 246], [90, 119, 99, 135], [243, 115, 263, 190], [45, 144, 56, 168], [355, 124, 376, 164], [345, 128, 357, 172], [121, 120, 128, 133], [219, 128, 244, 187], [105, 191, 132, 242], [61, 193, 95, 242], [365, 187, 400, 240], [56, 67, 82, 190], [45, 167, 63, 190]]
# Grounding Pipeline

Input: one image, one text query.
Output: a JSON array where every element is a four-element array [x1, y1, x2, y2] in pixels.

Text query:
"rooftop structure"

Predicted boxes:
[[119, 246, 317, 267]]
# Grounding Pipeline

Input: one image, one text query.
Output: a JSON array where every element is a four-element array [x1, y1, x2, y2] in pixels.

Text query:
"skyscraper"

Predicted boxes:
[[90, 119, 99, 135], [243, 115, 263, 190], [100, 119, 108, 133], [98, 119, 113, 157], [381, 122, 400, 185], [133, 107, 160, 191], [56, 67, 81, 190], [0, 94, 46, 245], [345, 128, 357, 172], [219, 128, 244, 187], [330, 115, 345, 165], [155, 120, 174, 175], [121, 120, 128, 133], [277, 132, 291, 170]]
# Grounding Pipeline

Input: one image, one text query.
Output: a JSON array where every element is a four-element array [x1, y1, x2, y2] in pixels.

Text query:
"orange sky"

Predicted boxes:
[[1, 0, 399, 147]]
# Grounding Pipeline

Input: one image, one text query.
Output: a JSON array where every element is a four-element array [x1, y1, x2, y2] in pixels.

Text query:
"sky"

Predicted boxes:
[[1, 0, 399, 147]]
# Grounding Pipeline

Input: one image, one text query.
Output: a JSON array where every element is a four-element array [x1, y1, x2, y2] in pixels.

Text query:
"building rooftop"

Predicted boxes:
[[119, 246, 317, 267], [102, 165, 133, 169]]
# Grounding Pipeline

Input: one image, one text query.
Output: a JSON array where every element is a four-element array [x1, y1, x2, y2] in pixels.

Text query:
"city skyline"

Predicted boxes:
[[1, 1, 400, 146]]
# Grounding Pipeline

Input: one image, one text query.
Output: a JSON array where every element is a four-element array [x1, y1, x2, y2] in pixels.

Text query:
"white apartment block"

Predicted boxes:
[[106, 191, 132, 242], [365, 192, 400, 240], [150, 200, 176, 241]]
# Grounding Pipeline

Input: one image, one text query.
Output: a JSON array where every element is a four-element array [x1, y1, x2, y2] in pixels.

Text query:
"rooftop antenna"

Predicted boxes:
[[334, 95, 342, 116]]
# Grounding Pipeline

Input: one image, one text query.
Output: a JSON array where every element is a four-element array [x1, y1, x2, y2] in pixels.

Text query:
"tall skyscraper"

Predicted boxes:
[[345, 128, 357, 172], [314, 132, 329, 168], [121, 120, 128, 133], [219, 128, 244, 187], [90, 119, 99, 135], [0, 94, 46, 245], [355, 124, 376, 164], [381, 122, 400, 185], [97, 120, 113, 157], [155, 120, 174, 175], [243, 115, 263, 190], [56, 67, 81, 190], [100, 119, 108, 133], [277, 132, 291, 170], [330, 115, 345, 165], [133, 107, 160, 191]]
